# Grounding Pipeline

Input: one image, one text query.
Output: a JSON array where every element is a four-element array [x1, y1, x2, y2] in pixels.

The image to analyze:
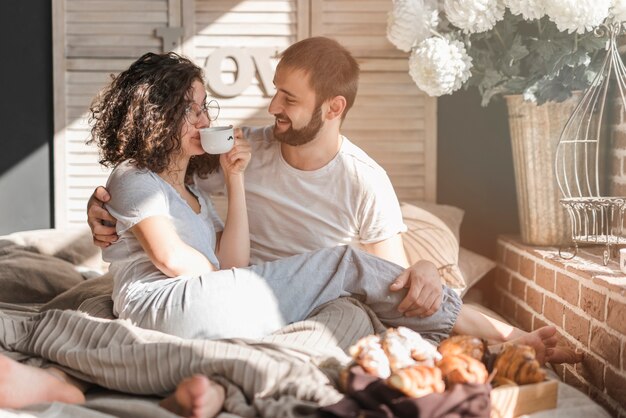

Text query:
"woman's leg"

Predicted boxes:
[[0, 353, 225, 417], [122, 246, 460, 343], [0, 353, 85, 409], [160, 375, 225, 418]]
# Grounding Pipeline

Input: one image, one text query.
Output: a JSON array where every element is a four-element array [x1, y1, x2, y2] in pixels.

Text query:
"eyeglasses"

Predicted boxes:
[[185, 99, 220, 125]]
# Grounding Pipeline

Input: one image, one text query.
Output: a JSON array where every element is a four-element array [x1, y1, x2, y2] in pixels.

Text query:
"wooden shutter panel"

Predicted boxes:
[[54, 0, 172, 227], [310, 0, 436, 204]]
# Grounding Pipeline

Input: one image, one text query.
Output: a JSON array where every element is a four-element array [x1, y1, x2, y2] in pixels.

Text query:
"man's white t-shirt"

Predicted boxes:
[[196, 126, 406, 264]]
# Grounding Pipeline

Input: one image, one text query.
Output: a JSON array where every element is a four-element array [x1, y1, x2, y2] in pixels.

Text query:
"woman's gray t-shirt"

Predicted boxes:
[[102, 161, 224, 315]]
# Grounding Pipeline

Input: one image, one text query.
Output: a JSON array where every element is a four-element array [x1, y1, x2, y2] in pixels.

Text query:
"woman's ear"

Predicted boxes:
[[325, 96, 347, 121]]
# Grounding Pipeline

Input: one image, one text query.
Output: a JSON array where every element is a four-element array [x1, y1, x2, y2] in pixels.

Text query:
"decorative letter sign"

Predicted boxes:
[[204, 47, 278, 98]]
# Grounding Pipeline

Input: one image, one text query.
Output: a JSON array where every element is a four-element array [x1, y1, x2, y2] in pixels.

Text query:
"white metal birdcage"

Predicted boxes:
[[555, 22, 626, 264]]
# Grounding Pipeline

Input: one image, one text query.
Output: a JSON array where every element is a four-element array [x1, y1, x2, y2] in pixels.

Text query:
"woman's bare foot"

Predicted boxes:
[[0, 354, 85, 409], [495, 326, 583, 364], [160, 375, 225, 418]]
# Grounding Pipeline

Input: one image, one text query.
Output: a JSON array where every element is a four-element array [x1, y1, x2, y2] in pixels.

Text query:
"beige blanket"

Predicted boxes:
[[1, 297, 384, 418], [0, 228, 611, 418]]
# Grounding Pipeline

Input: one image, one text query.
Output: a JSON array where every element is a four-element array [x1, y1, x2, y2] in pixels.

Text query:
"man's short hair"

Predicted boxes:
[[277, 37, 359, 120]]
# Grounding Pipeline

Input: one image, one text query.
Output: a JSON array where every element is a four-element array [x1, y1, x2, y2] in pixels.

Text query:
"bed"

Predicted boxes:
[[0, 207, 611, 418]]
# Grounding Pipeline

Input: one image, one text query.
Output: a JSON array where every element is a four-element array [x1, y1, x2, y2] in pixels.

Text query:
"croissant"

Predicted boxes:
[[381, 327, 441, 371], [387, 365, 446, 398], [436, 353, 489, 385], [348, 334, 391, 378], [437, 335, 487, 361], [493, 344, 546, 385]]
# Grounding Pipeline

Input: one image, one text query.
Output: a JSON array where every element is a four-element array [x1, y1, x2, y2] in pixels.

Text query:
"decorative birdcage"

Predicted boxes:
[[555, 21, 626, 265]]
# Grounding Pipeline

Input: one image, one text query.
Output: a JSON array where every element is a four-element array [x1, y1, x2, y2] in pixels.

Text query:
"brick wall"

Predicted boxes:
[[481, 236, 626, 417]]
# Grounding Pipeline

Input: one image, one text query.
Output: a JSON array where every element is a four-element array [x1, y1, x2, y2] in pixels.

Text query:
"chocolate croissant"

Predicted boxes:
[[348, 334, 391, 378], [387, 365, 446, 398], [493, 344, 546, 385], [436, 353, 489, 385], [437, 335, 487, 361]]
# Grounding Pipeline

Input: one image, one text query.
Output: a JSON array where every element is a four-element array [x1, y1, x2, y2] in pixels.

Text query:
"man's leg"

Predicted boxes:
[[453, 305, 583, 364], [252, 246, 580, 363], [246, 245, 461, 344]]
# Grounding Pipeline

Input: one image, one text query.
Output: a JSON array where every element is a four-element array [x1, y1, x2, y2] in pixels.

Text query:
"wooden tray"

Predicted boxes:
[[490, 379, 558, 418]]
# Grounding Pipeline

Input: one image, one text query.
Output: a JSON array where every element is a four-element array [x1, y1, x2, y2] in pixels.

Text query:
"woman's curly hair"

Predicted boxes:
[[89, 52, 219, 180]]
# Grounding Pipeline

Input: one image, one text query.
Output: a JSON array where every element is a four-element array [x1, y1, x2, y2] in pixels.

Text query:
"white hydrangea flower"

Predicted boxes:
[[610, 0, 626, 22], [444, 0, 505, 33], [544, 0, 611, 33], [505, 0, 545, 20], [409, 37, 473, 96], [387, 0, 440, 52]]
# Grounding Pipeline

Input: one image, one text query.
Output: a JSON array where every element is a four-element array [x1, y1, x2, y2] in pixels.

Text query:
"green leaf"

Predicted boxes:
[[481, 69, 502, 90], [439, 9, 610, 104]]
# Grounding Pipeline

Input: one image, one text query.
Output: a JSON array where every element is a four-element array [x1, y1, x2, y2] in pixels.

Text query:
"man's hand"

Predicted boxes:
[[389, 260, 443, 317], [87, 186, 118, 248]]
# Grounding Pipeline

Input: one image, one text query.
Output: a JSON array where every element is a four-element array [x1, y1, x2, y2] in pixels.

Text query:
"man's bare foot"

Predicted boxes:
[[160, 375, 225, 418], [0, 354, 85, 409], [496, 326, 583, 364]]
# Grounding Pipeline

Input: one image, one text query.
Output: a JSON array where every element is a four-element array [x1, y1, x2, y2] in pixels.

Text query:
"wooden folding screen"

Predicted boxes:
[[53, 0, 435, 228]]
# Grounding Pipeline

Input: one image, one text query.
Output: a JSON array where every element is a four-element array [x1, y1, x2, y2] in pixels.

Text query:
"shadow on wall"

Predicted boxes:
[[0, 0, 52, 179], [0, 1, 52, 233], [437, 89, 520, 259]]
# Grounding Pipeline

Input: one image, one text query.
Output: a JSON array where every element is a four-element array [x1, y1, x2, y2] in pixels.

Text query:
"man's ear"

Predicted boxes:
[[325, 96, 347, 121]]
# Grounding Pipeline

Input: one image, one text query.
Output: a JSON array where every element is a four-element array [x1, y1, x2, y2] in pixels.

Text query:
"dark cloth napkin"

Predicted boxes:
[[318, 365, 491, 418]]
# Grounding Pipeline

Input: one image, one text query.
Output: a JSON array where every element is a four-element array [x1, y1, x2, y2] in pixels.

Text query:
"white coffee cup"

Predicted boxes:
[[200, 125, 235, 154]]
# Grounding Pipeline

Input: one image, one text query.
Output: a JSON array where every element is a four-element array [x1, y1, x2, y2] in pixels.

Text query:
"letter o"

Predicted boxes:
[[205, 48, 255, 98]]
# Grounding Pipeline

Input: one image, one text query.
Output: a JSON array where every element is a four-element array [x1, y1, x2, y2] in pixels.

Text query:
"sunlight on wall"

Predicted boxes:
[[56, 0, 291, 227]]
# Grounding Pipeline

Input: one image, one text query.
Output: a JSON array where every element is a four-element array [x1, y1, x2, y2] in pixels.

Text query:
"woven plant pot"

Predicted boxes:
[[504, 94, 581, 246]]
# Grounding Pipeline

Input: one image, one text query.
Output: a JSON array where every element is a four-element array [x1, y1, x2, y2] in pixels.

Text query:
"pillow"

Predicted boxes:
[[0, 227, 108, 272], [410, 201, 465, 243], [0, 246, 85, 303], [458, 247, 496, 297], [400, 203, 465, 289], [41, 272, 113, 312]]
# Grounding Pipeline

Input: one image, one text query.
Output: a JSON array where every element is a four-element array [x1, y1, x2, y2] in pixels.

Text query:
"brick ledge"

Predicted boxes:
[[498, 235, 626, 294]]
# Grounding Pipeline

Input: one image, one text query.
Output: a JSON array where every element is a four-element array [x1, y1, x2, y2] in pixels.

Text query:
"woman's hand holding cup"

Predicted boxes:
[[220, 138, 251, 178]]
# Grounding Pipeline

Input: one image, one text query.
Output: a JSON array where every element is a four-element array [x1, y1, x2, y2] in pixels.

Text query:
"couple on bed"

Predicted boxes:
[[0, 37, 581, 418]]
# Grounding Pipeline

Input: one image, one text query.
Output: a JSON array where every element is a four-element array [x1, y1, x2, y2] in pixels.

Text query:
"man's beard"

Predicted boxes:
[[273, 105, 323, 146]]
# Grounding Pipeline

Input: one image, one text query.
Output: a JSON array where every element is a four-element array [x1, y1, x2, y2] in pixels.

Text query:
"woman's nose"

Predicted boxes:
[[197, 111, 211, 128]]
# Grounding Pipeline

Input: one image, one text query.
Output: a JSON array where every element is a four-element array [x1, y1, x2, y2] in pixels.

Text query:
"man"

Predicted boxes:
[[87, 36, 443, 317]]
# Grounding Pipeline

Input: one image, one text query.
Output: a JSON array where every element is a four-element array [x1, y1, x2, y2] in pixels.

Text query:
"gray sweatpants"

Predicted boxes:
[[118, 246, 461, 343]]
